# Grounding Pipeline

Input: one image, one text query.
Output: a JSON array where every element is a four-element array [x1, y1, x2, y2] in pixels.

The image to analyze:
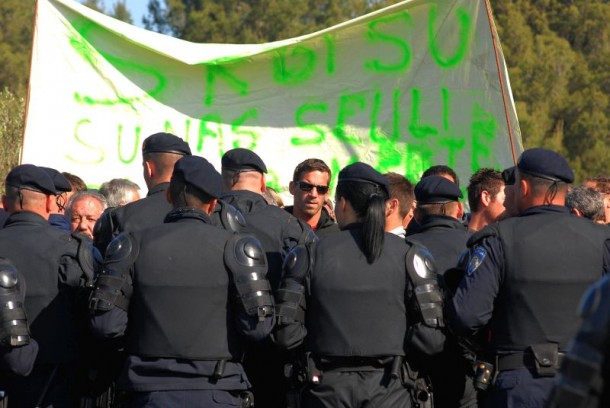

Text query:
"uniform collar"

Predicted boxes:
[[147, 182, 169, 197], [163, 207, 213, 224], [520, 205, 570, 217]]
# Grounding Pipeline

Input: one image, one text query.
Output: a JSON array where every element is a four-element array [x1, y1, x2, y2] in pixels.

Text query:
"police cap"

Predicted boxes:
[[517, 148, 574, 183], [172, 156, 222, 199], [415, 175, 463, 204], [5, 164, 58, 195], [338, 162, 390, 196], [221, 148, 267, 173], [40, 167, 72, 192], [142, 132, 192, 156]]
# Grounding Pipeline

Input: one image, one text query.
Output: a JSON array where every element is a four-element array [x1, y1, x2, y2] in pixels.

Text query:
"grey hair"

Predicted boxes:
[[66, 190, 108, 216], [566, 186, 605, 222], [99, 178, 140, 207]]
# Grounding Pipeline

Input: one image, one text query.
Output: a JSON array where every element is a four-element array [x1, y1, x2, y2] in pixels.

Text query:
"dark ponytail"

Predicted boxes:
[[336, 182, 388, 263]]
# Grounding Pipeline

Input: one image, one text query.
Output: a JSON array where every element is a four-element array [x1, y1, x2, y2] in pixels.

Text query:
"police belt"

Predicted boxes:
[[496, 351, 565, 371], [316, 356, 396, 372]]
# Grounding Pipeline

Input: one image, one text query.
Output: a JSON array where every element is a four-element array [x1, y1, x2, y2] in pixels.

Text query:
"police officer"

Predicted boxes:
[[0, 164, 94, 407], [407, 175, 475, 408], [220, 148, 313, 408], [40, 167, 73, 232], [274, 162, 446, 408], [94, 132, 192, 255], [546, 273, 610, 408], [448, 148, 610, 408], [89, 155, 274, 407]]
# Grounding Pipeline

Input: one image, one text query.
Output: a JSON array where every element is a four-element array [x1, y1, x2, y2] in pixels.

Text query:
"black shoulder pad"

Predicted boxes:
[[106, 234, 134, 263], [217, 200, 247, 233], [467, 225, 499, 247], [70, 233, 96, 284]]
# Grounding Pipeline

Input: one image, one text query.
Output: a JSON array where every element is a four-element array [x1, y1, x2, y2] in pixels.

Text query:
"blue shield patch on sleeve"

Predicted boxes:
[[467, 247, 487, 276]]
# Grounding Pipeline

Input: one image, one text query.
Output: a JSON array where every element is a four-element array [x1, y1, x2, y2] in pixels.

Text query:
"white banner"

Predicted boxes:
[[23, 0, 522, 195]]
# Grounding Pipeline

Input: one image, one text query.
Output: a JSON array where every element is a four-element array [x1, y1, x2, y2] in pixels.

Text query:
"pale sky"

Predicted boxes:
[[109, 0, 148, 27]]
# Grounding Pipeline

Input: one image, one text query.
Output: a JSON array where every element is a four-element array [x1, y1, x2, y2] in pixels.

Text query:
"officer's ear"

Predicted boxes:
[[204, 198, 218, 215], [456, 201, 464, 220], [144, 159, 154, 180], [44, 194, 54, 214], [288, 181, 296, 195], [260, 173, 267, 193]]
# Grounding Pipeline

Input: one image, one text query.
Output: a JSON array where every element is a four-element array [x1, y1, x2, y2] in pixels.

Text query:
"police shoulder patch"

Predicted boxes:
[[467, 247, 487, 276]]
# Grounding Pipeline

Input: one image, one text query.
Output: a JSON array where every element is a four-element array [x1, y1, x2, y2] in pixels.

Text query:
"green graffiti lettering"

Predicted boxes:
[[404, 144, 433, 181], [438, 136, 466, 169], [408, 88, 439, 139], [471, 103, 497, 171], [164, 120, 175, 134], [293, 103, 329, 146], [370, 89, 400, 143], [231, 108, 259, 149], [184, 119, 192, 143], [323, 35, 336, 75], [273, 45, 317, 86], [65, 119, 105, 164], [442, 87, 450, 130], [69, 24, 167, 107], [364, 12, 412, 72], [117, 124, 141, 164], [334, 92, 369, 144], [429, 6, 473, 68], [205, 65, 249, 106], [197, 114, 223, 153]]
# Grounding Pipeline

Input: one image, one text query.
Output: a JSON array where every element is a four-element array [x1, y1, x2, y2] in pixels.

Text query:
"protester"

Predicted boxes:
[[384, 172, 415, 238], [286, 158, 339, 237], [584, 176, 610, 224], [67, 191, 108, 239], [566, 185, 605, 223], [467, 168, 506, 232], [99, 178, 141, 208]]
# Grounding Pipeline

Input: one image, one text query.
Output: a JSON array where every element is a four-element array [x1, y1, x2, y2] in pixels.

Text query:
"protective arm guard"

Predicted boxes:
[[546, 275, 610, 408], [405, 242, 445, 328], [224, 234, 274, 321], [89, 234, 137, 313], [0, 259, 30, 347], [276, 244, 313, 325]]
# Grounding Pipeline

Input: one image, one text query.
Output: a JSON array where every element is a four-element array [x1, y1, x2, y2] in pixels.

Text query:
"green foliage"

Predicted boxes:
[[0, 88, 25, 191], [492, 0, 610, 181], [0, 0, 35, 95], [143, 0, 400, 43]]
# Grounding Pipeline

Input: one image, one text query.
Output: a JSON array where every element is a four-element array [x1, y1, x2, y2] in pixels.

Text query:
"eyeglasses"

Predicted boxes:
[[295, 181, 329, 195]]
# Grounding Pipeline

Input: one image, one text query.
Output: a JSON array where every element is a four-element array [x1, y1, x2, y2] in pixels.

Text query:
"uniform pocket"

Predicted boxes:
[[212, 390, 243, 407]]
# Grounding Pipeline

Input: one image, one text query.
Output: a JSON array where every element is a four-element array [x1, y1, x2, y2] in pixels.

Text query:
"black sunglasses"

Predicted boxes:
[[295, 181, 329, 194]]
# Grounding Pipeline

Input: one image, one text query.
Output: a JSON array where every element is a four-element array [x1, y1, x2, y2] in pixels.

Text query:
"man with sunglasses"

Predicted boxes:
[[448, 148, 610, 408], [286, 158, 339, 238]]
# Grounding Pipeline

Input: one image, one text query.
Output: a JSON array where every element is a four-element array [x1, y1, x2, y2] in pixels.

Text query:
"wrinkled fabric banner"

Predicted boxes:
[[23, 0, 522, 193]]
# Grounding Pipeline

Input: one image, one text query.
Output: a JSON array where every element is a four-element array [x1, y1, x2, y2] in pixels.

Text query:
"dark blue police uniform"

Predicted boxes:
[[0, 165, 93, 407], [408, 176, 474, 408], [449, 149, 610, 408], [220, 148, 313, 408], [89, 156, 274, 408]]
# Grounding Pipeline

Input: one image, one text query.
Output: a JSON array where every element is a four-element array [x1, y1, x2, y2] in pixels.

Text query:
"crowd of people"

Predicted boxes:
[[0, 131, 609, 408]]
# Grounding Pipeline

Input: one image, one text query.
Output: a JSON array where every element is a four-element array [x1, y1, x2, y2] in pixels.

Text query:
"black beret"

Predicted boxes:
[[142, 132, 191, 156], [221, 148, 267, 173], [5, 164, 58, 195], [338, 162, 390, 196], [517, 148, 574, 183], [40, 167, 72, 192], [415, 175, 463, 204], [171, 156, 222, 199]]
